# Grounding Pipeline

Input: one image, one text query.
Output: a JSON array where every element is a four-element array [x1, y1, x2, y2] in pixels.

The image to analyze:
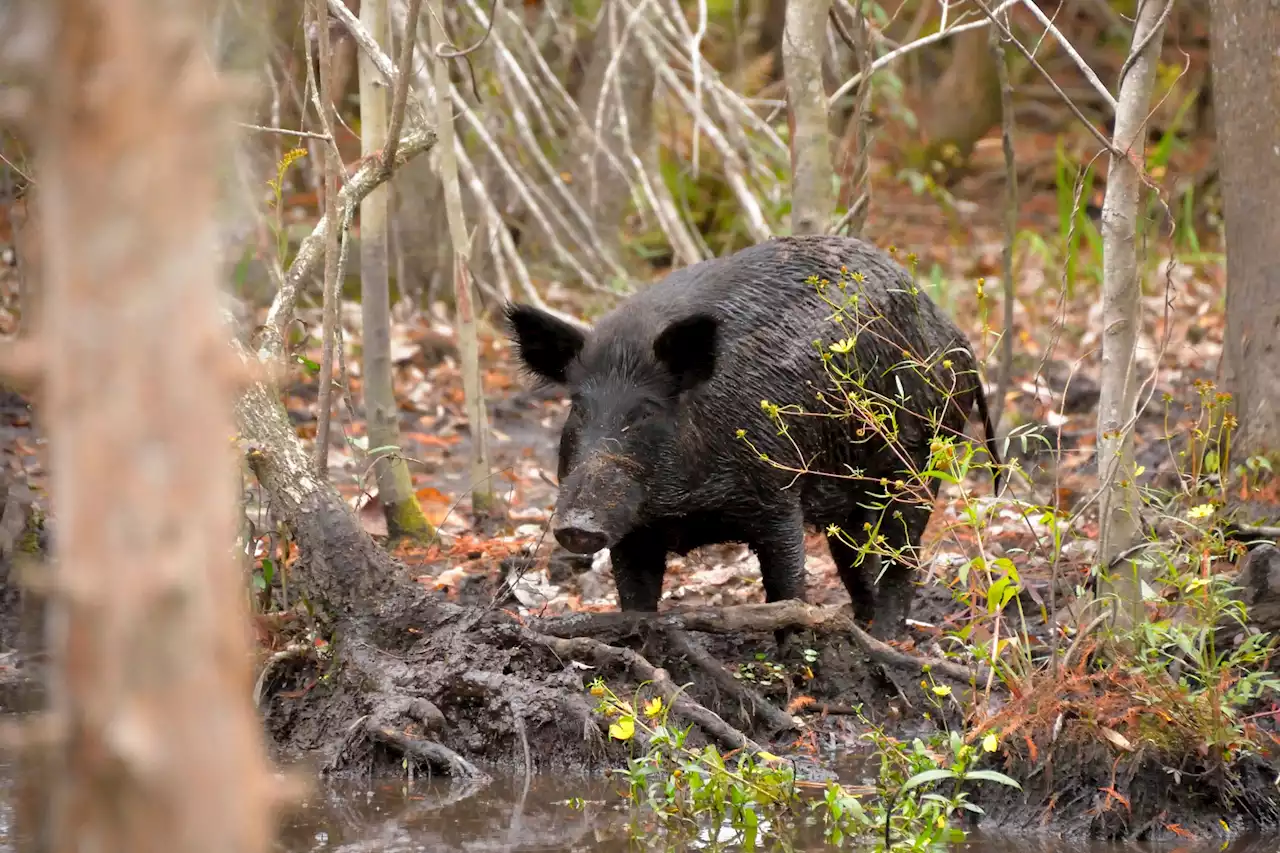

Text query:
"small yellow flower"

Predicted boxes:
[[932, 685, 952, 698], [644, 697, 663, 718], [1188, 504, 1215, 520], [982, 733, 999, 753], [609, 716, 636, 741]]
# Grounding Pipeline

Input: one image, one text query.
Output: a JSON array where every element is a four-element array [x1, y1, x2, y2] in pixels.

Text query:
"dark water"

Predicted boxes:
[[272, 771, 1280, 853], [0, 758, 1273, 851]]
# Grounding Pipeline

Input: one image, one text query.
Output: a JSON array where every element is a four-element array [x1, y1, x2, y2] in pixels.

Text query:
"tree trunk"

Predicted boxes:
[[919, 24, 1001, 172], [565, 2, 655, 264], [1096, 1, 1168, 629], [358, 0, 435, 541], [38, 0, 274, 849], [429, 0, 495, 517], [313, 0, 343, 475], [751, 0, 790, 77], [783, 0, 835, 235], [1212, 0, 1280, 503]]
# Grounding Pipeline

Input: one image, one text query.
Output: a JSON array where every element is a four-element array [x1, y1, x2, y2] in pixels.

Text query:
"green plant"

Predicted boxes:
[[1052, 140, 1103, 295], [265, 147, 308, 270], [589, 677, 1020, 852], [1114, 382, 1280, 755]]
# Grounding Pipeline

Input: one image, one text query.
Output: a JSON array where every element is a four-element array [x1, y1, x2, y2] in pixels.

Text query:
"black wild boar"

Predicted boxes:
[[504, 235, 1000, 639]]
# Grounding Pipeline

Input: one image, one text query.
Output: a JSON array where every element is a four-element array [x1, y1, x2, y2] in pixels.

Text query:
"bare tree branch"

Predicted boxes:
[[1018, 0, 1118, 112], [828, 0, 1020, 106], [260, 127, 438, 362], [382, 0, 424, 170]]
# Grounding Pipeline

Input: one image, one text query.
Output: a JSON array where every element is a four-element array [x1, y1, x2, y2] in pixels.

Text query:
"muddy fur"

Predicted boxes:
[[505, 235, 1001, 643]]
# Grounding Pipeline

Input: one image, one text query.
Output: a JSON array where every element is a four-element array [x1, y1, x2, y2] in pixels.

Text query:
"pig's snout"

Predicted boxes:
[[553, 509, 609, 554]]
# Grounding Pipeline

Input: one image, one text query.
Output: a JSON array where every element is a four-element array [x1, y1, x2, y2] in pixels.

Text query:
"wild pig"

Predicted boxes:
[[504, 235, 1000, 639]]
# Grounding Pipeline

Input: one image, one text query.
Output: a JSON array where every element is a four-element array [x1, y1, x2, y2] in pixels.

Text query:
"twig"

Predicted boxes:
[[689, 0, 708, 177], [433, 73, 622, 288], [381, 0, 424, 171], [436, 0, 500, 57], [1018, 0, 1118, 112], [827, 0, 1020, 106], [631, 24, 771, 241], [452, 139, 587, 330], [236, 122, 332, 142], [1116, 0, 1175, 91], [971, 0, 1121, 157], [327, 0, 427, 121], [1232, 524, 1280, 540], [260, 126, 437, 362], [1062, 609, 1112, 672], [829, 193, 868, 236]]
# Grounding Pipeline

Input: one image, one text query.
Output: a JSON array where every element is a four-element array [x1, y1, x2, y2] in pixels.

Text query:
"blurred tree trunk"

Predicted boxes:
[[1212, 0, 1280, 514], [359, 0, 435, 541], [565, 2, 653, 265], [784, 0, 835, 235], [919, 24, 1001, 172], [1096, 1, 1168, 630], [751, 0, 789, 77], [37, 0, 274, 850]]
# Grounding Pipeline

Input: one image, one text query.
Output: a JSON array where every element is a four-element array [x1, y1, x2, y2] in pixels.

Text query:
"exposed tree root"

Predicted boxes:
[[451, 669, 604, 753], [367, 724, 491, 782], [253, 644, 313, 709], [535, 601, 990, 685], [658, 626, 800, 735], [533, 633, 763, 753]]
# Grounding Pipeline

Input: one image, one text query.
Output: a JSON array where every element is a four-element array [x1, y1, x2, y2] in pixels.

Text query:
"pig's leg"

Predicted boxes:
[[750, 503, 809, 605], [868, 496, 934, 639], [750, 504, 809, 655], [608, 534, 668, 612], [827, 506, 879, 628]]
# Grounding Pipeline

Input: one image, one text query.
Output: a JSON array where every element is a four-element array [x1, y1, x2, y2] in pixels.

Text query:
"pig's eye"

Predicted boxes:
[[622, 402, 662, 429]]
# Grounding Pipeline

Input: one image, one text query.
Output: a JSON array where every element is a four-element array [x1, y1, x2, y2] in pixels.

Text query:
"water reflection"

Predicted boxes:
[[274, 771, 1280, 853], [0, 757, 1272, 852]]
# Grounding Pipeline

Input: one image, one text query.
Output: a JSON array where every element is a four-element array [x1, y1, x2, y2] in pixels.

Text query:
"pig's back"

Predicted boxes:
[[592, 234, 964, 384]]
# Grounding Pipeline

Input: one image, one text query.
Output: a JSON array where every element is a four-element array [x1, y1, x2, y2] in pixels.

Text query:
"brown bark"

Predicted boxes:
[[37, 0, 274, 850], [1212, 0, 1280, 482], [919, 24, 1002, 170]]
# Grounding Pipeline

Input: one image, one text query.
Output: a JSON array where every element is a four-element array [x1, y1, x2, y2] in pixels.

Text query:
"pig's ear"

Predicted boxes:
[[654, 313, 718, 393], [503, 303, 587, 385]]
